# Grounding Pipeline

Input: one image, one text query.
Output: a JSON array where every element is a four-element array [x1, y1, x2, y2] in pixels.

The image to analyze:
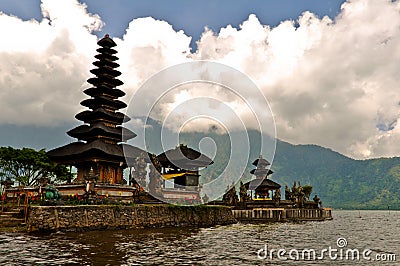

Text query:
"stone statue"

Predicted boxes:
[[299, 189, 305, 208], [148, 164, 163, 196], [285, 185, 291, 201], [313, 194, 320, 203], [222, 184, 239, 206], [85, 167, 98, 182], [239, 181, 250, 203], [292, 180, 297, 190], [291, 181, 298, 203], [313, 194, 322, 208], [297, 182, 302, 193], [273, 189, 281, 207], [274, 189, 281, 200], [132, 154, 147, 190], [290, 181, 305, 207], [202, 194, 209, 204]]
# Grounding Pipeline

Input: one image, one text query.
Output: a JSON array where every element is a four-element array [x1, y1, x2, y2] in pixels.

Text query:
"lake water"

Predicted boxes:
[[0, 210, 399, 265]]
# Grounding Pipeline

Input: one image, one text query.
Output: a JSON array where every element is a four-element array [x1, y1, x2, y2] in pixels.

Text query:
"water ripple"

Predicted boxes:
[[0, 210, 399, 265]]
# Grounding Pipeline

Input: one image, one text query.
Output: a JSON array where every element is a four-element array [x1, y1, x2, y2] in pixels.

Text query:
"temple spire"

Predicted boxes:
[[68, 34, 135, 144], [48, 34, 144, 184]]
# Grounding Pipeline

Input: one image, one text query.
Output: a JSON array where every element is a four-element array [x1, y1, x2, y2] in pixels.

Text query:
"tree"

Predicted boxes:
[[0, 146, 72, 186], [302, 185, 313, 200]]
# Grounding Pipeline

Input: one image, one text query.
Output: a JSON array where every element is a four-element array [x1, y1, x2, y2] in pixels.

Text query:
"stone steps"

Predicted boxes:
[[0, 208, 26, 227], [0, 217, 25, 227], [1, 211, 20, 216]]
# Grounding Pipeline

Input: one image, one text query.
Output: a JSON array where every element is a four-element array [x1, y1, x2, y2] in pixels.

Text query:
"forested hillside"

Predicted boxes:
[[66, 116, 400, 210], [178, 129, 400, 209], [272, 141, 400, 209]]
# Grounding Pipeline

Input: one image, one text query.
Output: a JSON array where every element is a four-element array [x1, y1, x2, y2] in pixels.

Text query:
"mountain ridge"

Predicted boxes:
[[1, 121, 399, 209], [272, 139, 400, 209], [178, 128, 400, 210]]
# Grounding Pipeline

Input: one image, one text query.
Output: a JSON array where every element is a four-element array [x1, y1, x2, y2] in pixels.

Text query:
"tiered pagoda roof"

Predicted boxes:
[[48, 34, 144, 166], [245, 155, 280, 191], [251, 155, 272, 179], [252, 156, 270, 167], [250, 168, 274, 176], [245, 178, 281, 191]]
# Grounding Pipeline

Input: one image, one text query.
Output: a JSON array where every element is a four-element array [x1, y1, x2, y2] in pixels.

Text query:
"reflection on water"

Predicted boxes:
[[1, 210, 399, 265]]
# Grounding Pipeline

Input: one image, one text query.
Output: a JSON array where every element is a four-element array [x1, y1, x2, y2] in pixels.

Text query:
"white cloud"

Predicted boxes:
[[192, 0, 400, 159], [1, 0, 400, 159], [0, 0, 101, 126], [116, 17, 192, 92]]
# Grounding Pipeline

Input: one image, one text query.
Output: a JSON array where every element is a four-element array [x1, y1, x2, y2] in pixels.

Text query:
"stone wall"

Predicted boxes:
[[26, 205, 236, 232], [232, 208, 333, 222]]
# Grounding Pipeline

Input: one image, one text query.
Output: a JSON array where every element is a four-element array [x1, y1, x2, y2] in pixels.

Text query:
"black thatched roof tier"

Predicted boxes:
[[96, 47, 117, 55], [250, 168, 274, 176], [67, 123, 136, 142], [97, 34, 117, 48], [90, 67, 121, 78], [94, 53, 119, 62], [157, 144, 214, 169], [93, 60, 119, 69], [252, 156, 270, 167], [84, 86, 125, 98], [245, 178, 281, 191], [81, 96, 127, 110], [87, 76, 124, 87], [48, 139, 145, 165], [75, 108, 130, 124]]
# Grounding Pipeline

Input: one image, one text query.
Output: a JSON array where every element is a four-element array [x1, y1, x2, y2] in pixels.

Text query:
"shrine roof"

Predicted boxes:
[[250, 168, 274, 176], [157, 144, 214, 169], [252, 156, 271, 167], [244, 178, 281, 190]]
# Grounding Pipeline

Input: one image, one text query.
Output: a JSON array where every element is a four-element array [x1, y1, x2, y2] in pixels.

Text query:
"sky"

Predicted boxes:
[[0, 0, 399, 160]]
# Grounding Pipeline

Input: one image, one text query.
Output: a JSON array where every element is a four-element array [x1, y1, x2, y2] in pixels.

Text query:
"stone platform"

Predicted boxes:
[[26, 204, 236, 232], [232, 207, 333, 222]]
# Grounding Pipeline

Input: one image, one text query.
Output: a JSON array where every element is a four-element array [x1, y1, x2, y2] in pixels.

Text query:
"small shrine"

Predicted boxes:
[[245, 155, 281, 200], [155, 144, 213, 202], [47, 35, 144, 184], [226, 155, 327, 216], [157, 144, 213, 189]]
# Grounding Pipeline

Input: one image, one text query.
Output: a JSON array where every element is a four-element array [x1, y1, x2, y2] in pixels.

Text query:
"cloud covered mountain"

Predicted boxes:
[[1, 0, 400, 160]]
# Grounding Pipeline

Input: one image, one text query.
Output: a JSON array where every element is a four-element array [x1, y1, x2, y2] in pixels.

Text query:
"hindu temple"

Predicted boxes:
[[47, 35, 145, 184], [1, 34, 332, 228]]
